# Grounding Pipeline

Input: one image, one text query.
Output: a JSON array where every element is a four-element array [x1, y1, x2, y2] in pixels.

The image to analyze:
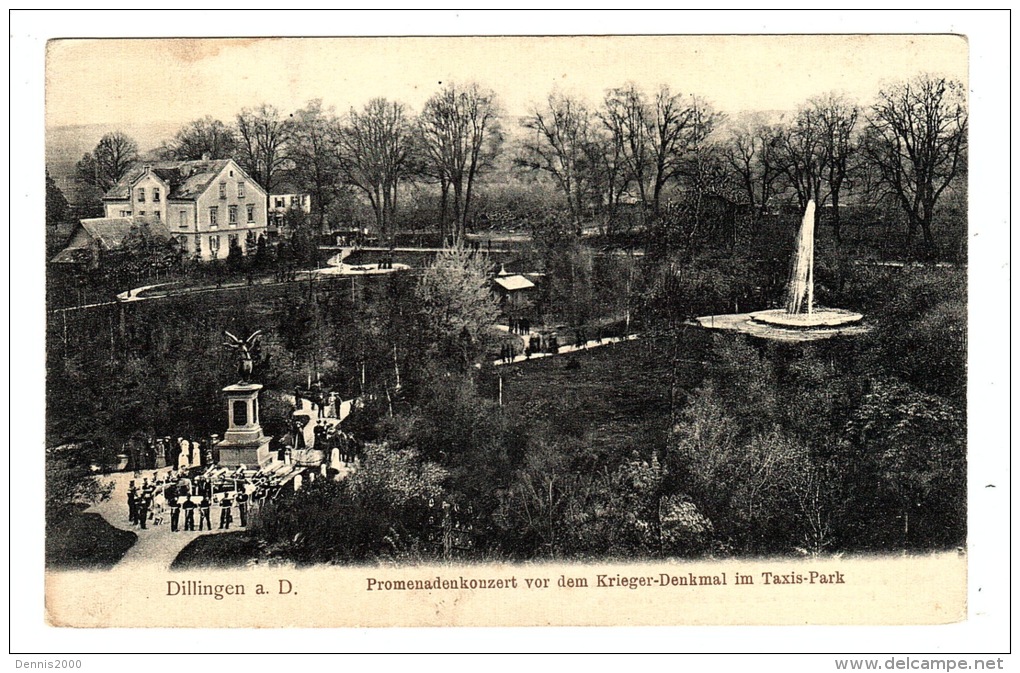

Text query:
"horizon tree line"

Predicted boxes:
[[68, 73, 966, 259]]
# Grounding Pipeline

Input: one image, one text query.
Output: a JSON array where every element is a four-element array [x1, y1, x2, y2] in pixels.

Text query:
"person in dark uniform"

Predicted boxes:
[[168, 495, 181, 532], [136, 492, 150, 530], [236, 489, 249, 527], [182, 497, 196, 531], [198, 496, 212, 531], [219, 494, 233, 529], [127, 484, 138, 524]]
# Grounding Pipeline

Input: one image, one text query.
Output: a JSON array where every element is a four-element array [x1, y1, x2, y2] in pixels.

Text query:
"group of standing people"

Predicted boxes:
[[126, 435, 215, 473], [312, 420, 359, 464], [508, 318, 531, 335], [127, 467, 282, 534]]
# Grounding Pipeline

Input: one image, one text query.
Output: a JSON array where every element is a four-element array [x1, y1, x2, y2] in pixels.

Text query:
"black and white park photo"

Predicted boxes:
[[39, 33, 978, 627]]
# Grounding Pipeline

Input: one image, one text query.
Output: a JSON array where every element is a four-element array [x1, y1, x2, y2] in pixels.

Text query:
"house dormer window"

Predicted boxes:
[[237, 181, 245, 198], [219, 182, 227, 199], [137, 187, 145, 202], [153, 187, 161, 202]]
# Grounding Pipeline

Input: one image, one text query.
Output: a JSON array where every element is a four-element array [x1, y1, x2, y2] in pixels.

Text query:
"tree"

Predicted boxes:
[[516, 94, 596, 231], [235, 104, 292, 193], [601, 84, 652, 217], [337, 98, 414, 238], [864, 75, 967, 259], [723, 116, 784, 221], [157, 116, 237, 161], [813, 94, 859, 242], [75, 131, 139, 193], [290, 100, 344, 232], [46, 169, 70, 226], [414, 245, 498, 366], [418, 83, 503, 242]]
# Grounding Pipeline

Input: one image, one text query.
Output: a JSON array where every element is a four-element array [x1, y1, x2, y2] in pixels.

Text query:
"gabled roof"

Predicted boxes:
[[103, 159, 264, 202], [77, 217, 173, 249], [493, 275, 535, 292]]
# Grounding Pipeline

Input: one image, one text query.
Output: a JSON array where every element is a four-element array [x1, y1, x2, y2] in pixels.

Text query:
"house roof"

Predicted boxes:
[[103, 160, 262, 202], [77, 217, 173, 249], [50, 246, 93, 264], [493, 275, 535, 292]]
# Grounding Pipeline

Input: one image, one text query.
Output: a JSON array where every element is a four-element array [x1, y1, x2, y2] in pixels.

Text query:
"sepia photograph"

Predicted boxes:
[[17, 11, 1008, 652]]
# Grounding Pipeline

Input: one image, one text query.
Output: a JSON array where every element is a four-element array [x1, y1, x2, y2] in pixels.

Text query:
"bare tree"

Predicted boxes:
[[864, 75, 967, 259], [290, 100, 344, 232], [601, 84, 651, 219], [418, 83, 503, 243], [235, 104, 292, 193], [813, 94, 860, 242], [777, 107, 828, 215], [723, 116, 784, 222], [157, 116, 237, 161], [336, 98, 414, 239], [516, 94, 595, 232], [75, 131, 139, 193]]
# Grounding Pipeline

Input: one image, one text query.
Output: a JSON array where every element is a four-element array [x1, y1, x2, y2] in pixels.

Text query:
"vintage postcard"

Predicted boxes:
[[39, 31, 977, 632]]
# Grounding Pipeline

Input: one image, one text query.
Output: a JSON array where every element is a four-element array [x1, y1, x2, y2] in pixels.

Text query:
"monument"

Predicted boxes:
[[216, 331, 274, 467], [695, 200, 867, 342]]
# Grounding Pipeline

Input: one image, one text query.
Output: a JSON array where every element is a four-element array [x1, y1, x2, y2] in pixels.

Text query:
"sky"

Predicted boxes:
[[45, 34, 968, 131]]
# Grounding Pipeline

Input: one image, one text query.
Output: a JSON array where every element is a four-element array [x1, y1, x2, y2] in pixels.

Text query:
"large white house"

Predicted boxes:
[[101, 158, 268, 261]]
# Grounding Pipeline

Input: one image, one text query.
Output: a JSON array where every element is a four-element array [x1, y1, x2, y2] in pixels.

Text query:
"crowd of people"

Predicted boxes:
[[126, 466, 285, 533]]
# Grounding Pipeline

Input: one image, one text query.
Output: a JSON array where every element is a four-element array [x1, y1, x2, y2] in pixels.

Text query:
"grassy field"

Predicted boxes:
[[171, 532, 264, 570], [495, 328, 712, 460], [46, 509, 137, 570]]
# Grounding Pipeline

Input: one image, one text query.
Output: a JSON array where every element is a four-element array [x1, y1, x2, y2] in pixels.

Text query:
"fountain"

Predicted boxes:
[[695, 200, 867, 342]]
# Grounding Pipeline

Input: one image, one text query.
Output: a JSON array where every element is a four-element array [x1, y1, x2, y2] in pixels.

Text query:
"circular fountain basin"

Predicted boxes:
[[750, 307, 863, 329]]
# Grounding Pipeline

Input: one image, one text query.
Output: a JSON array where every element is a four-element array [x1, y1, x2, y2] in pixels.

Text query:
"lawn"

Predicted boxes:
[[496, 327, 712, 459], [46, 509, 137, 570], [171, 532, 265, 569]]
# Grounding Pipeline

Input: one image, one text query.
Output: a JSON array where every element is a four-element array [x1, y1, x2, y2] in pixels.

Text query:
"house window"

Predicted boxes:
[[153, 188, 161, 202], [228, 233, 239, 250], [120, 210, 132, 217], [237, 182, 245, 198], [219, 182, 227, 199], [154, 210, 161, 220], [246, 204, 255, 223], [178, 235, 188, 253], [229, 205, 238, 225], [137, 187, 145, 202], [179, 210, 188, 228], [210, 235, 220, 252], [275, 198, 285, 208], [139, 211, 146, 216], [209, 206, 218, 227]]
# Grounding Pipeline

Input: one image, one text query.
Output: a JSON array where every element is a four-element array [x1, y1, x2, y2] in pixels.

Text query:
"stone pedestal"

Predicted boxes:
[[215, 383, 273, 468]]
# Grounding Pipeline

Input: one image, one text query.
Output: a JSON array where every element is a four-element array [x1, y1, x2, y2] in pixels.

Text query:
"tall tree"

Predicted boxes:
[[418, 83, 503, 242], [235, 104, 292, 193], [516, 94, 595, 231], [75, 131, 139, 193], [290, 100, 344, 232], [414, 245, 498, 367], [337, 98, 414, 238], [777, 106, 829, 214], [723, 116, 784, 221], [863, 75, 967, 259], [601, 84, 652, 217], [46, 170, 70, 226], [813, 94, 859, 242], [157, 116, 237, 161]]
